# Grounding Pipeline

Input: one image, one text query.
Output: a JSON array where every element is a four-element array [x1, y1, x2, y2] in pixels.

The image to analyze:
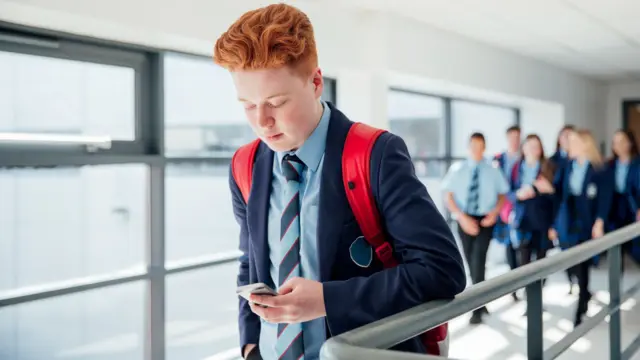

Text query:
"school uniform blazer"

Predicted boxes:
[[230, 103, 466, 354], [604, 158, 640, 216], [507, 161, 555, 233], [552, 160, 613, 243]]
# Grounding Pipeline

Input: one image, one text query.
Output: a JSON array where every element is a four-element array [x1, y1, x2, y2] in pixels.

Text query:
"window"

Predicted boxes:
[[0, 282, 144, 360], [164, 53, 249, 158], [451, 101, 518, 158], [388, 90, 520, 221], [415, 160, 448, 216], [0, 51, 136, 140], [0, 165, 147, 292], [165, 163, 238, 261], [166, 263, 238, 359], [387, 90, 446, 157]]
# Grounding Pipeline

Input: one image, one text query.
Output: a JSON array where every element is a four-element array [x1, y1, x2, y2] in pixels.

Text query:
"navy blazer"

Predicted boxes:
[[553, 160, 613, 243], [604, 158, 640, 217], [507, 161, 555, 232], [229, 103, 466, 354], [549, 151, 569, 184]]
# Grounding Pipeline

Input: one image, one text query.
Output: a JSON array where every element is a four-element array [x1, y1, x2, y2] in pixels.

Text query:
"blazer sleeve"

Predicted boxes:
[[596, 166, 614, 222], [550, 164, 566, 230], [629, 160, 640, 214], [322, 133, 467, 336], [229, 166, 261, 351]]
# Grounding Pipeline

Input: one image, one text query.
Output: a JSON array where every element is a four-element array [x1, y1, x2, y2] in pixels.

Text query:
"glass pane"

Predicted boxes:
[[388, 91, 446, 157], [0, 165, 147, 292], [413, 159, 446, 178], [166, 263, 239, 359], [163, 53, 253, 158], [166, 162, 238, 261], [322, 78, 336, 104], [451, 101, 517, 158], [0, 51, 135, 140], [0, 281, 144, 360], [417, 160, 447, 216], [164, 52, 337, 157]]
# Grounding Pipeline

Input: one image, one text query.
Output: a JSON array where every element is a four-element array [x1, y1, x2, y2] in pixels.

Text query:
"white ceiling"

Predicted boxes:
[[336, 0, 640, 81]]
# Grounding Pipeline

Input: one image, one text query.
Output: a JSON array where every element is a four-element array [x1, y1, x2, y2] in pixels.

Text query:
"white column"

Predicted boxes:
[[333, 10, 390, 130], [336, 70, 389, 129]]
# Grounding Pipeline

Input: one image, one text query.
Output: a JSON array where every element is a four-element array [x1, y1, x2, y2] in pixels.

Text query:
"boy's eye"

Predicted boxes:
[[269, 100, 287, 108]]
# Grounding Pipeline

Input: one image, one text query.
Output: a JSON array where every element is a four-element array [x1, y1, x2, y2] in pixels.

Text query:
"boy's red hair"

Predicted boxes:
[[213, 3, 318, 77]]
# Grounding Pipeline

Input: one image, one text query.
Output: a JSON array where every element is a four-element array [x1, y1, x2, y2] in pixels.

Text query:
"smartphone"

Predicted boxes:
[[236, 282, 278, 302]]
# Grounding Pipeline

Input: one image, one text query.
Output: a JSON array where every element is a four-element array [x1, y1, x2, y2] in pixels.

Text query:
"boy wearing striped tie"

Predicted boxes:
[[217, 4, 466, 359], [442, 132, 509, 324]]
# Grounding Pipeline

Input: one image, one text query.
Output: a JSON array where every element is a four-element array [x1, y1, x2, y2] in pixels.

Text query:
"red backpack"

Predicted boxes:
[[231, 123, 449, 356]]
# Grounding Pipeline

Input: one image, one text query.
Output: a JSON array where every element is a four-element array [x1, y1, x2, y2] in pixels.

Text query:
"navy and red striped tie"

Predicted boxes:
[[277, 154, 305, 360]]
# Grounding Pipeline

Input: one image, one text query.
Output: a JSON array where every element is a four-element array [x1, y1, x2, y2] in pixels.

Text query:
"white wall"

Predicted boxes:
[[0, 0, 606, 139], [605, 82, 640, 152]]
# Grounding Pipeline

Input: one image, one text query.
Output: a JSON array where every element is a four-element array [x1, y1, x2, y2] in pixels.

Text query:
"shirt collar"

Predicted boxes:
[[276, 101, 330, 173], [468, 158, 484, 167], [573, 159, 590, 169]]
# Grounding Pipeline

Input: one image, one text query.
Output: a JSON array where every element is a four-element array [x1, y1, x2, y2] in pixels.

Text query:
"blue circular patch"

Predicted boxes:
[[349, 236, 373, 268]]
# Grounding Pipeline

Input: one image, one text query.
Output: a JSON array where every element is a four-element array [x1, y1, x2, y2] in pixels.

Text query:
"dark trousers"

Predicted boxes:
[[506, 242, 519, 270], [518, 231, 548, 266], [519, 231, 548, 311], [458, 215, 494, 315], [575, 260, 591, 319]]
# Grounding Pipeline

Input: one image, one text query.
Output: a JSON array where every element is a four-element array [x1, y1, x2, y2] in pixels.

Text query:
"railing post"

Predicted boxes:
[[527, 279, 544, 360], [609, 245, 622, 360]]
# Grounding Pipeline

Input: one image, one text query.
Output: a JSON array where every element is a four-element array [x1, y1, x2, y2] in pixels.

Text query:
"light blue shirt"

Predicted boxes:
[[503, 152, 520, 179], [521, 161, 540, 186], [442, 159, 509, 216], [616, 160, 629, 193], [569, 160, 590, 196], [261, 101, 330, 360]]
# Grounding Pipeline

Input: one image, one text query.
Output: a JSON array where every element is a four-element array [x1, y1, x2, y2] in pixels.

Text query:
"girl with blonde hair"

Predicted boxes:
[[549, 128, 613, 327]]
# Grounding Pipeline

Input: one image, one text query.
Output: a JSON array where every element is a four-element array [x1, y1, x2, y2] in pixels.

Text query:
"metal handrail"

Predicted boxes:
[[320, 222, 640, 360]]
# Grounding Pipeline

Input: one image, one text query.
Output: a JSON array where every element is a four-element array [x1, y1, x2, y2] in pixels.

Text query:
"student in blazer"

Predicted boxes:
[[215, 4, 466, 360], [492, 126, 522, 288], [605, 129, 640, 264], [549, 129, 613, 327], [508, 134, 556, 266]]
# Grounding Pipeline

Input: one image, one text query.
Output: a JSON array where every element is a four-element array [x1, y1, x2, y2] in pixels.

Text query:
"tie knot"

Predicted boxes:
[[282, 154, 305, 182]]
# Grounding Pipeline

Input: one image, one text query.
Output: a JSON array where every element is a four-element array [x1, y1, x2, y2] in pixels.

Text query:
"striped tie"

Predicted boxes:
[[467, 166, 479, 215], [277, 154, 305, 360]]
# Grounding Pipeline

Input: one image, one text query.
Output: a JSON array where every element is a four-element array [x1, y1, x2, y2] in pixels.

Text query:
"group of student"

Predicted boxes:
[[442, 124, 640, 327]]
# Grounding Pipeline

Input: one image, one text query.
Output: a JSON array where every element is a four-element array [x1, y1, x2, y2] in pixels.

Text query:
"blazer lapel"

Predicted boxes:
[[247, 144, 274, 285], [317, 108, 350, 282]]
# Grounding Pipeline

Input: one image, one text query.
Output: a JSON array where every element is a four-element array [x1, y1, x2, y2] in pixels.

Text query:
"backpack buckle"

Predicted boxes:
[[375, 242, 394, 264]]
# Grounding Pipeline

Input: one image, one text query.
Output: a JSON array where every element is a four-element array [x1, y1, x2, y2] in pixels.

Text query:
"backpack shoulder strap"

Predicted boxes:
[[342, 123, 397, 268], [231, 139, 261, 204]]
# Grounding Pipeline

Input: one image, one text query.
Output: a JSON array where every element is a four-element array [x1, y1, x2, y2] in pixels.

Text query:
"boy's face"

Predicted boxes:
[[506, 130, 521, 152], [232, 66, 324, 152], [469, 138, 485, 160]]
